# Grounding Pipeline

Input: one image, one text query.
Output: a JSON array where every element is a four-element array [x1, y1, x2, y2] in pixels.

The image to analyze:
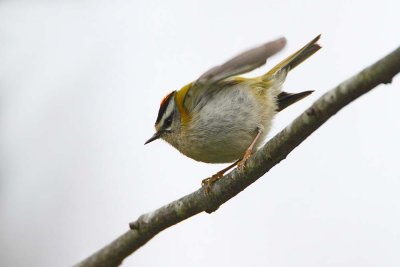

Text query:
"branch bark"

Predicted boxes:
[[75, 46, 400, 267]]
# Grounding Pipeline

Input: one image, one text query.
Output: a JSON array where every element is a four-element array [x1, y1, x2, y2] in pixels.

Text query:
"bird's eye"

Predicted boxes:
[[165, 116, 173, 127]]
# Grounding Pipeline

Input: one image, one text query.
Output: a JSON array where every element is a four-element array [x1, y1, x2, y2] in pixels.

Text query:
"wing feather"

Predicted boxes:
[[182, 37, 287, 112]]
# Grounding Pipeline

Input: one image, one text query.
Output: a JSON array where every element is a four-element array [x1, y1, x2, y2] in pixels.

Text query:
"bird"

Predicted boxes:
[[145, 35, 321, 190]]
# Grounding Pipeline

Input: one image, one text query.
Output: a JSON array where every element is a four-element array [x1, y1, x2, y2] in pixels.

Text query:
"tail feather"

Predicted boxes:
[[263, 35, 321, 79], [276, 90, 314, 112]]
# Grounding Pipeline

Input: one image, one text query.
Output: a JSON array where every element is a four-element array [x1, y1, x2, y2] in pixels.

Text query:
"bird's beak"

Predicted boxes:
[[144, 132, 161, 145]]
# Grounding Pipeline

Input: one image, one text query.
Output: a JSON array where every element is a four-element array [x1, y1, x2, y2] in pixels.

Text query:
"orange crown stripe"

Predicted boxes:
[[160, 91, 175, 107]]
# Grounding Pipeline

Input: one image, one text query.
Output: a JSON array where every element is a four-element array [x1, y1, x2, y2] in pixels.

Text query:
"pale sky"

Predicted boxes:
[[1, 1, 400, 266]]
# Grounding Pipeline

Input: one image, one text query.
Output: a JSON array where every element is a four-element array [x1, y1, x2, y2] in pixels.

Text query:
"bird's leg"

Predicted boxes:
[[237, 128, 263, 170], [201, 128, 263, 193], [202, 160, 240, 192]]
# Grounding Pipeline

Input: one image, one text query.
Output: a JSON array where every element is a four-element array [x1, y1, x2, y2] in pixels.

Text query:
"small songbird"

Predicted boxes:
[[146, 35, 321, 188]]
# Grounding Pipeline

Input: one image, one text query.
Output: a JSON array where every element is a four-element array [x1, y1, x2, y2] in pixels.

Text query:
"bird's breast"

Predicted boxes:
[[170, 85, 277, 163]]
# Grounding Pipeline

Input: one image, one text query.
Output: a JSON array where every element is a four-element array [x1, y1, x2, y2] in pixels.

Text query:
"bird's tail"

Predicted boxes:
[[260, 35, 321, 112], [262, 35, 321, 81], [276, 90, 314, 112]]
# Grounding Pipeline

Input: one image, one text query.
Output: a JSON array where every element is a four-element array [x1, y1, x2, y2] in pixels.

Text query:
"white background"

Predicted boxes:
[[1, 1, 399, 266]]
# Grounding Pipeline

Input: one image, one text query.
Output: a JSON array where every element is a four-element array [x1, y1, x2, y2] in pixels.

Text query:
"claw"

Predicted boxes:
[[201, 172, 224, 193], [237, 149, 252, 171], [201, 160, 240, 193]]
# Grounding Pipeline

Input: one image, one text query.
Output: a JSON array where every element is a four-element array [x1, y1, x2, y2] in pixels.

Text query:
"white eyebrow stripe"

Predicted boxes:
[[160, 99, 175, 129]]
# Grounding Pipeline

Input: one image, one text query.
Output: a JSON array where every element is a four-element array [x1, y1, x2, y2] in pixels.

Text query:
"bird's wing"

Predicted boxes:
[[182, 37, 286, 112]]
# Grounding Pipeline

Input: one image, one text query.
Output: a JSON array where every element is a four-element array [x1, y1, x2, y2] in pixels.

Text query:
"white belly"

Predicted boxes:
[[175, 85, 278, 163]]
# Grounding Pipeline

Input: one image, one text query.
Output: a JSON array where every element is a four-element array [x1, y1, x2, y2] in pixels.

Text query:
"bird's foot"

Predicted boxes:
[[237, 149, 252, 171], [201, 171, 224, 194]]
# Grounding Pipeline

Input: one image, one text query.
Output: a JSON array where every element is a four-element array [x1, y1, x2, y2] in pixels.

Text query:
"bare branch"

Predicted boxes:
[[75, 46, 400, 267]]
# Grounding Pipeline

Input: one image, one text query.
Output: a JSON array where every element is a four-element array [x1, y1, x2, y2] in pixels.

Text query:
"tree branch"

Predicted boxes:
[[75, 46, 400, 267]]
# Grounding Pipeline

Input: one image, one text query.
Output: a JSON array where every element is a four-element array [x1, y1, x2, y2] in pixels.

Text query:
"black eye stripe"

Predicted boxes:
[[164, 114, 173, 127], [155, 91, 175, 125]]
